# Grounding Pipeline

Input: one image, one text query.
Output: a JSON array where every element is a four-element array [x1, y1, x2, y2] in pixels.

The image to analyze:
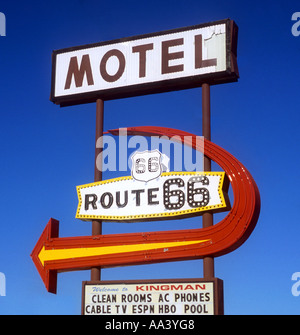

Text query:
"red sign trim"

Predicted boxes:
[[108, 126, 261, 256], [31, 126, 260, 293]]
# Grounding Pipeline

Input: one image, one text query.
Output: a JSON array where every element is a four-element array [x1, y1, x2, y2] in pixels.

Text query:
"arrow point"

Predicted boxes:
[[31, 218, 59, 294]]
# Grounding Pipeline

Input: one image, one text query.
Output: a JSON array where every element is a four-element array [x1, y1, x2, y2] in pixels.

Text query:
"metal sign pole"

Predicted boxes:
[[91, 98, 104, 281], [202, 83, 215, 279]]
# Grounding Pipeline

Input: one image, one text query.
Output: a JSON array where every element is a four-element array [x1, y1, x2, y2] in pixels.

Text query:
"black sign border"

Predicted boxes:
[[81, 277, 224, 315], [50, 19, 238, 107]]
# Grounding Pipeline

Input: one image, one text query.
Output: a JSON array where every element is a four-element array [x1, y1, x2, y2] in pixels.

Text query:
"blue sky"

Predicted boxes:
[[0, 0, 300, 315]]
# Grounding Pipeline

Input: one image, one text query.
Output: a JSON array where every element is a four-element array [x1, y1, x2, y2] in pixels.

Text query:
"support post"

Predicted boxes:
[[202, 83, 215, 279], [91, 98, 104, 281]]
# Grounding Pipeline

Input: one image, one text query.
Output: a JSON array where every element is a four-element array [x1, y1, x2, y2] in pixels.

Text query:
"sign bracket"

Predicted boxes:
[[91, 98, 104, 281], [202, 83, 214, 279]]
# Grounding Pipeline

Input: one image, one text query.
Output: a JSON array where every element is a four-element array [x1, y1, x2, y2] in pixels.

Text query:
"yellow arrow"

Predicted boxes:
[[38, 239, 210, 266]]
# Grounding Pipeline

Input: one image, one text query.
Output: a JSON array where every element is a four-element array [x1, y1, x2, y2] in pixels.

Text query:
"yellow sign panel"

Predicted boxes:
[[76, 171, 229, 222]]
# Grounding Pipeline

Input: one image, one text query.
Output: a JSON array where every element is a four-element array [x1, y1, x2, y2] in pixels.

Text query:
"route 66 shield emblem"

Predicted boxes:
[[131, 150, 162, 182]]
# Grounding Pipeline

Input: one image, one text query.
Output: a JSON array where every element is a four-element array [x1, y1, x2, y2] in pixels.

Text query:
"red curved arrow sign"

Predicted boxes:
[[114, 126, 261, 255], [31, 126, 260, 293]]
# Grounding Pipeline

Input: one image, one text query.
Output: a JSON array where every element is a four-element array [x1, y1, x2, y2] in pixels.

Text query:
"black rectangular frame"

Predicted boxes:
[[50, 19, 238, 107], [81, 277, 224, 315]]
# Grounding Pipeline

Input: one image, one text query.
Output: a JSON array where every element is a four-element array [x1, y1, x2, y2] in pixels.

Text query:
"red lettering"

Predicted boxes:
[[161, 38, 184, 74], [136, 283, 206, 291], [184, 285, 194, 290], [100, 49, 125, 82], [170, 285, 183, 290], [194, 284, 206, 290], [160, 285, 170, 290], [149, 285, 160, 291], [64, 54, 94, 89], [194, 34, 217, 69], [132, 43, 154, 78]]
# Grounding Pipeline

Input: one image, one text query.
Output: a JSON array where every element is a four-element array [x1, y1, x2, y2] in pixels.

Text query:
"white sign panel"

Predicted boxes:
[[51, 19, 238, 105], [76, 171, 228, 222], [131, 150, 165, 182], [83, 281, 215, 315]]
